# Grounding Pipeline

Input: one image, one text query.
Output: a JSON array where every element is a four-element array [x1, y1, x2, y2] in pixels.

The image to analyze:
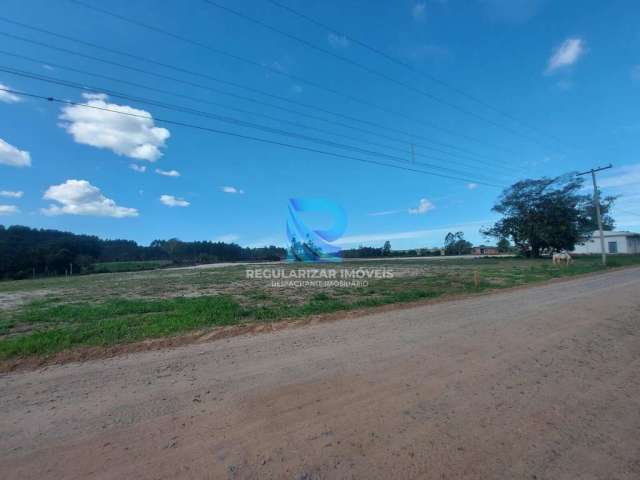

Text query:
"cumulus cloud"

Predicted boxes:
[[412, 2, 426, 20], [160, 194, 189, 207], [408, 198, 435, 214], [0, 83, 21, 103], [155, 168, 180, 177], [327, 32, 350, 49], [467, 183, 478, 190], [214, 234, 240, 243], [42, 179, 138, 217], [59, 93, 170, 161], [546, 38, 585, 74], [0, 190, 23, 198], [0, 138, 31, 167], [0, 205, 19, 215], [129, 164, 147, 173], [221, 186, 244, 194]]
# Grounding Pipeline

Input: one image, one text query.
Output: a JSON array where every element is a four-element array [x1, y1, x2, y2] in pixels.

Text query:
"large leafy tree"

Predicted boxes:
[[482, 175, 616, 257], [444, 231, 473, 256]]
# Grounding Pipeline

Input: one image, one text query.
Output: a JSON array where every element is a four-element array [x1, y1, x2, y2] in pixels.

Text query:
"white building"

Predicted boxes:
[[572, 231, 640, 254]]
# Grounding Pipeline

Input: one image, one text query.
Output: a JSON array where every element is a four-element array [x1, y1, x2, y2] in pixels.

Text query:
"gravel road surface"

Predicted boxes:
[[1, 267, 639, 479]]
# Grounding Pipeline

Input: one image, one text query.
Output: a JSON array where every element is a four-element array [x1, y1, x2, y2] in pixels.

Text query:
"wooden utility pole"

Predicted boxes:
[[578, 164, 612, 266]]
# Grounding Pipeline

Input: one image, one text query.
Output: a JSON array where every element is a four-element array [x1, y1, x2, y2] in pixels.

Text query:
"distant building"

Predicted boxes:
[[571, 231, 640, 254], [473, 245, 499, 255]]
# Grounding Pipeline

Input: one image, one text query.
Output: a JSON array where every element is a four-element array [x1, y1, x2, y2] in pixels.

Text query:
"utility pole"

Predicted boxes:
[[578, 164, 612, 266]]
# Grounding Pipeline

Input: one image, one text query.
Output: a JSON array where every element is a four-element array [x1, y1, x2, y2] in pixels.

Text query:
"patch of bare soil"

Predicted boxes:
[[0, 289, 55, 311]]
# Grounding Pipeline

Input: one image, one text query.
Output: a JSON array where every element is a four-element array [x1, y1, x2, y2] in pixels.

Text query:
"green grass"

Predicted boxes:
[[91, 260, 172, 273], [0, 296, 244, 358], [1, 254, 639, 360]]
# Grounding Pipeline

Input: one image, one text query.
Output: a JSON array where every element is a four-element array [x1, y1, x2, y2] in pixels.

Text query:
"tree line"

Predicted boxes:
[[0, 225, 286, 280]]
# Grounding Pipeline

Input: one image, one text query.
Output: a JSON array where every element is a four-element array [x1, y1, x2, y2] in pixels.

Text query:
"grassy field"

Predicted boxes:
[[1, 255, 639, 360], [91, 260, 173, 273]]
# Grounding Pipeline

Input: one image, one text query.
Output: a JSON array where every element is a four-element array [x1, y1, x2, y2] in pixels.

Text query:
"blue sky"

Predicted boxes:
[[1, 0, 639, 249]]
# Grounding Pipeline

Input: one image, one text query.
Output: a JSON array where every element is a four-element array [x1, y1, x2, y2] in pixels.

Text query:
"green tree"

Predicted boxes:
[[482, 175, 616, 257], [382, 240, 392, 256], [497, 238, 511, 253], [444, 232, 472, 255]]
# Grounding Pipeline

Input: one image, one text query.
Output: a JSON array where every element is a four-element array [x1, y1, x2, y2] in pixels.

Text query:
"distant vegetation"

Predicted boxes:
[[0, 225, 286, 280], [91, 260, 173, 273], [444, 232, 473, 256], [341, 245, 442, 258]]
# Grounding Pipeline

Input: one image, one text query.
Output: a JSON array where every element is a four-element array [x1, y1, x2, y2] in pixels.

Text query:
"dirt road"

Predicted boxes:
[[2, 268, 640, 479]]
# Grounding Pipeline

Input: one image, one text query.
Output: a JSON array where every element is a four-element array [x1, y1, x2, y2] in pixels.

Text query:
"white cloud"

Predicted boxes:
[[368, 209, 401, 217], [155, 168, 180, 177], [408, 198, 435, 214], [59, 93, 170, 161], [129, 163, 147, 173], [160, 194, 189, 207], [412, 3, 426, 20], [546, 38, 585, 74], [0, 190, 23, 198], [327, 32, 350, 49], [599, 163, 640, 189], [42, 179, 138, 217], [214, 234, 239, 243], [0, 83, 21, 103], [0, 205, 19, 215], [589, 164, 640, 228], [0, 138, 31, 167], [467, 183, 478, 190], [221, 185, 244, 194]]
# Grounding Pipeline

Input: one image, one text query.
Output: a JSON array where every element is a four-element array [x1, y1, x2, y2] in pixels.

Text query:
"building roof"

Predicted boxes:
[[589, 230, 640, 238]]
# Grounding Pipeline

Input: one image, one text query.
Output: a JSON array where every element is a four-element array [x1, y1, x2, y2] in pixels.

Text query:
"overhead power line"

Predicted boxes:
[[0, 27, 518, 169], [61, 0, 518, 154], [0, 86, 505, 188], [0, 49, 521, 176], [0, 66, 503, 184], [266, 0, 563, 147], [200, 0, 549, 148]]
